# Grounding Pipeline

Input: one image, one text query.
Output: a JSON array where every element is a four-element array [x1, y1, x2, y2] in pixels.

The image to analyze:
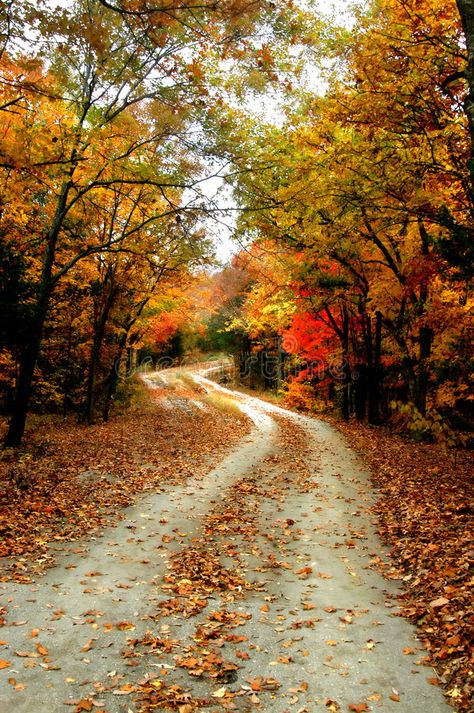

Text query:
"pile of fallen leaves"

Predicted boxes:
[[333, 419, 473, 711], [164, 546, 249, 598], [0, 381, 250, 581]]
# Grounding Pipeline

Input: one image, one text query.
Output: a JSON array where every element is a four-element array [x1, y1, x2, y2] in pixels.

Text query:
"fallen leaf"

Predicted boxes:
[[211, 686, 227, 698], [296, 566, 312, 578], [116, 622, 135, 631], [429, 597, 449, 608]]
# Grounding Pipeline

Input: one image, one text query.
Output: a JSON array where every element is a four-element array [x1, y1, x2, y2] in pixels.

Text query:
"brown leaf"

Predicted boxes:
[[429, 597, 449, 609], [0, 659, 11, 669], [74, 701, 93, 713], [295, 566, 312, 578]]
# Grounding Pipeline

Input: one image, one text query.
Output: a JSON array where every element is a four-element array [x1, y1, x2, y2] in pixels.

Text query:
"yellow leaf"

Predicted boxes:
[[212, 686, 227, 698]]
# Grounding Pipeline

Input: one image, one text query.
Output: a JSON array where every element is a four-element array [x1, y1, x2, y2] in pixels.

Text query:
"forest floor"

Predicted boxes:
[[0, 368, 472, 713]]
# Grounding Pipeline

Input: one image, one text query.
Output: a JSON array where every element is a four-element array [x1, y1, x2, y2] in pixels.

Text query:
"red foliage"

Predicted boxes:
[[151, 312, 182, 347], [282, 311, 336, 366]]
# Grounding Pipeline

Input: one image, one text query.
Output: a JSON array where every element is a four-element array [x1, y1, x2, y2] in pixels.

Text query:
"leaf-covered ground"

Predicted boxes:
[[0, 379, 250, 583], [331, 419, 473, 712]]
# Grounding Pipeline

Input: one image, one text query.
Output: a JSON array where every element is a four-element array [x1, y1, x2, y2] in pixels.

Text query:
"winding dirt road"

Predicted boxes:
[[0, 369, 453, 712]]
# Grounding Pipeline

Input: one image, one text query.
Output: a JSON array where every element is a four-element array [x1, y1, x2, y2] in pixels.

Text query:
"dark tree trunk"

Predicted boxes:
[[413, 324, 432, 415], [83, 321, 104, 425], [456, 0, 474, 186], [367, 310, 382, 425], [413, 221, 433, 415], [4, 319, 44, 447], [354, 364, 367, 421], [4, 253, 56, 446], [3, 179, 73, 448], [341, 304, 350, 421], [102, 338, 126, 422], [62, 318, 74, 418], [83, 285, 117, 425]]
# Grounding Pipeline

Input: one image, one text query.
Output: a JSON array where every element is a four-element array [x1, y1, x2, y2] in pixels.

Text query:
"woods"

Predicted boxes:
[[0, 0, 308, 445], [0, 1, 472, 442], [205, 0, 473, 440]]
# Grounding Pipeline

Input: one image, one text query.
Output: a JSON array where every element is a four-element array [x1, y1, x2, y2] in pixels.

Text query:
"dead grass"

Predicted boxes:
[[203, 392, 243, 419]]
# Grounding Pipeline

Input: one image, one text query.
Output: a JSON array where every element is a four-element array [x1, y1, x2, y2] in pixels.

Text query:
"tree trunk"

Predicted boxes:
[[412, 222, 432, 415], [102, 356, 121, 422], [413, 324, 432, 415], [62, 318, 74, 418], [341, 304, 350, 421], [83, 288, 116, 425], [4, 320, 44, 447], [3, 254, 56, 447], [354, 364, 366, 421], [367, 311, 382, 425], [3, 179, 73, 448], [456, 1, 474, 186]]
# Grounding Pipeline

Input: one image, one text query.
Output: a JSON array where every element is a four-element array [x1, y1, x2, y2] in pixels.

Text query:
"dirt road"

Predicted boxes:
[[0, 370, 453, 712]]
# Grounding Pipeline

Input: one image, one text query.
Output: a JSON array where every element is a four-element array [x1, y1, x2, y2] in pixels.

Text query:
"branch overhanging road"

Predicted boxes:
[[0, 367, 452, 712]]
